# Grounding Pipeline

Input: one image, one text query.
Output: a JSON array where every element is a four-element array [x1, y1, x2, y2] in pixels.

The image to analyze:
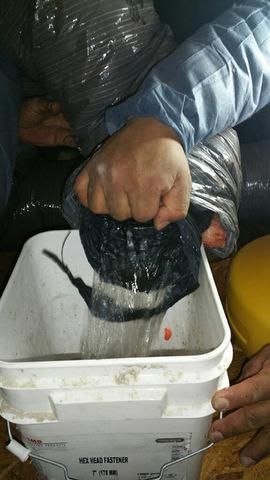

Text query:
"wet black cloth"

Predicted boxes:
[[63, 207, 209, 321], [47, 206, 210, 322]]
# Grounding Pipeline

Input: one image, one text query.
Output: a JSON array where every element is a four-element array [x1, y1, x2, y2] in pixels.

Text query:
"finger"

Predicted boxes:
[[240, 424, 270, 466], [209, 400, 270, 442], [212, 369, 270, 412], [43, 112, 71, 130], [87, 179, 109, 215], [21, 126, 76, 147], [153, 168, 191, 230], [128, 191, 160, 223], [74, 169, 90, 208], [29, 98, 61, 117], [20, 98, 51, 128], [105, 188, 131, 221], [26, 97, 54, 117], [239, 344, 270, 381], [85, 157, 131, 219]]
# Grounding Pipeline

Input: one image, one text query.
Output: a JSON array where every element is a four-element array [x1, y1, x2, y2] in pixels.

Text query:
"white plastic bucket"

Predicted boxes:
[[0, 231, 232, 480]]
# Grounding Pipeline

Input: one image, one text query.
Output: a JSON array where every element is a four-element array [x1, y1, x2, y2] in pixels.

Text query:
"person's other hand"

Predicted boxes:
[[19, 97, 76, 147], [202, 214, 227, 249], [210, 344, 270, 467], [74, 117, 191, 229]]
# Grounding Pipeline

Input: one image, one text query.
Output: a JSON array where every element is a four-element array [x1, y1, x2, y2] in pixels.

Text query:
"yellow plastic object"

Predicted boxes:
[[226, 235, 270, 357]]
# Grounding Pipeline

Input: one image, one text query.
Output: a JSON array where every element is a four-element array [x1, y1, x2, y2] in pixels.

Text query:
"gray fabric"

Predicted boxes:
[[0, 0, 176, 155]]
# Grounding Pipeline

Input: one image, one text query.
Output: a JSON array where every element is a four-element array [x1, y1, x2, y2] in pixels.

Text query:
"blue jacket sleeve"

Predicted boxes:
[[105, 0, 270, 153], [0, 51, 21, 210]]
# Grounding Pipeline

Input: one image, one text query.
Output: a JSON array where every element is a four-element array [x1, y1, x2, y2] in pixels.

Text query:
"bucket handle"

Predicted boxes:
[[49, 387, 167, 421]]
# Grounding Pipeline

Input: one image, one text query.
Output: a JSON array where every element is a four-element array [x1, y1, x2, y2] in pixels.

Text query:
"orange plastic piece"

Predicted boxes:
[[164, 327, 172, 341]]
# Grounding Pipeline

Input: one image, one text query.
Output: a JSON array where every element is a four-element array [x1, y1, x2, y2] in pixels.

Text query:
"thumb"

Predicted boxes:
[[154, 171, 191, 230]]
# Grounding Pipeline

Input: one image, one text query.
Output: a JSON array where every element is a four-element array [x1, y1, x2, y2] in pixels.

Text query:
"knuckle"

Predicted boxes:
[[243, 408, 261, 430], [136, 175, 163, 194], [241, 427, 270, 463], [109, 163, 127, 186], [221, 420, 238, 437]]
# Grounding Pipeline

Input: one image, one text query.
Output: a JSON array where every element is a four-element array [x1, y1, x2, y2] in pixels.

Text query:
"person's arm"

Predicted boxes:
[[0, 51, 21, 210], [74, 0, 270, 229], [106, 0, 270, 154]]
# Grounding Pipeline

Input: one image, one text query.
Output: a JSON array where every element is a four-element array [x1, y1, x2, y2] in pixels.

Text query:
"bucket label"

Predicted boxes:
[[23, 432, 194, 480], [135, 434, 192, 480], [155, 434, 192, 462], [75, 433, 192, 479], [79, 457, 128, 464]]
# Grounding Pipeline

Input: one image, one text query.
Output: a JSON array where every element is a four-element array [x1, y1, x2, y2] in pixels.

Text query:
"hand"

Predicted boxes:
[[210, 344, 270, 467], [202, 214, 227, 249], [74, 117, 191, 229], [19, 97, 76, 147]]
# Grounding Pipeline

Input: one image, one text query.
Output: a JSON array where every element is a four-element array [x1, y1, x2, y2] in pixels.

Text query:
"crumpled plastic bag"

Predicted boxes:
[[0, 0, 176, 155], [188, 128, 242, 258]]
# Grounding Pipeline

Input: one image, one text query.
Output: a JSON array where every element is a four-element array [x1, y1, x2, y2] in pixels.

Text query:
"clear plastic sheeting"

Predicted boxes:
[[239, 140, 270, 222], [0, 0, 175, 155], [188, 128, 242, 258]]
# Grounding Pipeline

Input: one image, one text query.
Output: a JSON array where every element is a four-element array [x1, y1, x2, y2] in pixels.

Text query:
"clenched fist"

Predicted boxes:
[[74, 117, 191, 230]]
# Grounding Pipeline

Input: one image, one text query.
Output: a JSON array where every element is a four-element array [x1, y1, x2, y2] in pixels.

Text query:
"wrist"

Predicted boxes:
[[126, 116, 184, 146]]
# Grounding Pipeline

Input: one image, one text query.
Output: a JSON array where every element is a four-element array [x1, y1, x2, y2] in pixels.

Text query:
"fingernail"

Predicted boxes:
[[240, 456, 256, 467], [156, 221, 170, 231], [213, 397, 230, 411], [209, 431, 224, 443]]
